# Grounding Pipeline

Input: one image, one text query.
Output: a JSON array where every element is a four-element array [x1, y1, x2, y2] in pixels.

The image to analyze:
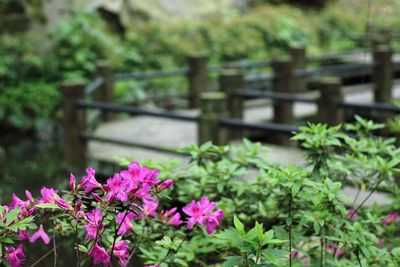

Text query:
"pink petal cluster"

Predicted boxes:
[[88, 243, 111, 266], [381, 211, 399, 226], [5, 244, 25, 267], [117, 212, 136, 236], [80, 167, 102, 194], [160, 207, 183, 226], [83, 208, 104, 240], [326, 245, 345, 257], [29, 224, 51, 244], [112, 240, 130, 267], [38, 187, 59, 204], [182, 196, 224, 234]]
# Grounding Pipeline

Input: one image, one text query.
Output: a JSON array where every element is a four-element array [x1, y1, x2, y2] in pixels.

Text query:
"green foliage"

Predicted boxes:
[[128, 117, 400, 266]]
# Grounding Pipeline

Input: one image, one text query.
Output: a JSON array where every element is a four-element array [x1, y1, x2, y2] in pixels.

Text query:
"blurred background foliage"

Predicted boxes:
[[0, 0, 399, 131]]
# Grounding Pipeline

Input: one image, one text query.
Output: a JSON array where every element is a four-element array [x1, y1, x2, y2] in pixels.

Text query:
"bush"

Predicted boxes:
[[1, 118, 399, 266]]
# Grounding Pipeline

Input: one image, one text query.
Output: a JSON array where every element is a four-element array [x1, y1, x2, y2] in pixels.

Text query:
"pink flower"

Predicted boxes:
[[54, 198, 71, 210], [117, 212, 136, 235], [18, 230, 29, 240], [29, 224, 50, 245], [347, 209, 357, 221], [141, 199, 158, 218], [290, 250, 299, 259], [377, 239, 384, 249], [80, 167, 101, 194], [182, 196, 224, 234], [92, 193, 104, 204], [160, 208, 183, 226], [326, 245, 345, 257], [88, 243, 111, 266], [70, 174, 76, 191], [112, 240, 130, 267], [205, 209, 224, 234], [5, 244, 25, 267], [159, 179, 174, 189], [104, 173, 128, 202], [9, 194, 29, 210], [119, 162, 160, 199], [381, 211, 399, 226], [25, 190, 34, 202], [38, 187, 58, 204], [83, 208, 103, 240]]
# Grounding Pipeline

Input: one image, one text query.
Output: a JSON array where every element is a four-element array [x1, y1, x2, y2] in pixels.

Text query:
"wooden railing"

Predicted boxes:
[[60, 44, 400, 171]]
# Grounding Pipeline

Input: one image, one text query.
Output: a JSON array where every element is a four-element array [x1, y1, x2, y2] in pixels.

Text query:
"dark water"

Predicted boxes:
[[0, 134, 68, 203]]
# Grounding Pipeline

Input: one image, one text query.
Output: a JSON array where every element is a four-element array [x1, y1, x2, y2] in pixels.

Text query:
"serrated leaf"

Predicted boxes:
[[5, 208, 21, 226]]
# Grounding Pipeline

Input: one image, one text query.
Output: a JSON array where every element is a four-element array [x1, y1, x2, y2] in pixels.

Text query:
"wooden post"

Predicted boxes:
[[61, 81, 87, 170], [96, 61, 114, 121], [219, 69, 244, 140], [317, 77, 343, 126], [290, 46, 307, 92], [373, 45, 393, 103], [198, 92, 228, 146], [187, 55, 208, 109], [271, 59, 294, 125]]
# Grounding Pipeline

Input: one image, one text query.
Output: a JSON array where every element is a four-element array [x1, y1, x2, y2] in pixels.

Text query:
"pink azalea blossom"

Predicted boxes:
[[159, 179, 174, 189], [141, 199, 158, 218], [54, 198, 72, 210], [381, 211, 399, 226], [117, 212, 136, 235], [5, 244, 25, 267], [326, 245, 345, 257], [182, 196, 224, 234], [104, 173, 128, 202], [160, 208, 183, 226], [88, 243, 111, 266], [9, 194, 29, 210], [119, 162, 160, 199], [38, 187, 58, 204], [18, 230, 29, 240], [290, 250, 299, 259], [83, 208, 103, 240], [80, 167, 101, 194], [112, 240, 130, 267], [29, 224, 51, 245]]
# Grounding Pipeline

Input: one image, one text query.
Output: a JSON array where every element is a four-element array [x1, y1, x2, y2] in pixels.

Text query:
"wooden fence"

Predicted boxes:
[[61, 43, 400, 171]]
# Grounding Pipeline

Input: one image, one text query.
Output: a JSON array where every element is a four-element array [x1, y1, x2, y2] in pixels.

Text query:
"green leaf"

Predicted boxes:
[[233, 216, 245, 235], [222, 256, 242, 267], [5, 208, 21, 226], [35, 203, 61, 210], [78, 244, 88, 253]]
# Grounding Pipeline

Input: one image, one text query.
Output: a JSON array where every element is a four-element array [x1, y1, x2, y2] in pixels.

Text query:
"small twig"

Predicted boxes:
[[355, 246, 363, 267], [53, 226, 57, 267], [110, 211, 130, 261], [158, 231, 191, 265], [31, 241, 65, 267]]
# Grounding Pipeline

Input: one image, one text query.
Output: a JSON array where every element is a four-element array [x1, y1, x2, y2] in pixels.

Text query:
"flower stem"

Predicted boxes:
[[288, 194, 293, 267], [110, 210, 130, 261]]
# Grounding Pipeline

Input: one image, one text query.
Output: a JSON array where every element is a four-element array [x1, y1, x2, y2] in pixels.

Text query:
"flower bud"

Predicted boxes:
[[70, 174, 76, 191], [159, 179, 174, 189]]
